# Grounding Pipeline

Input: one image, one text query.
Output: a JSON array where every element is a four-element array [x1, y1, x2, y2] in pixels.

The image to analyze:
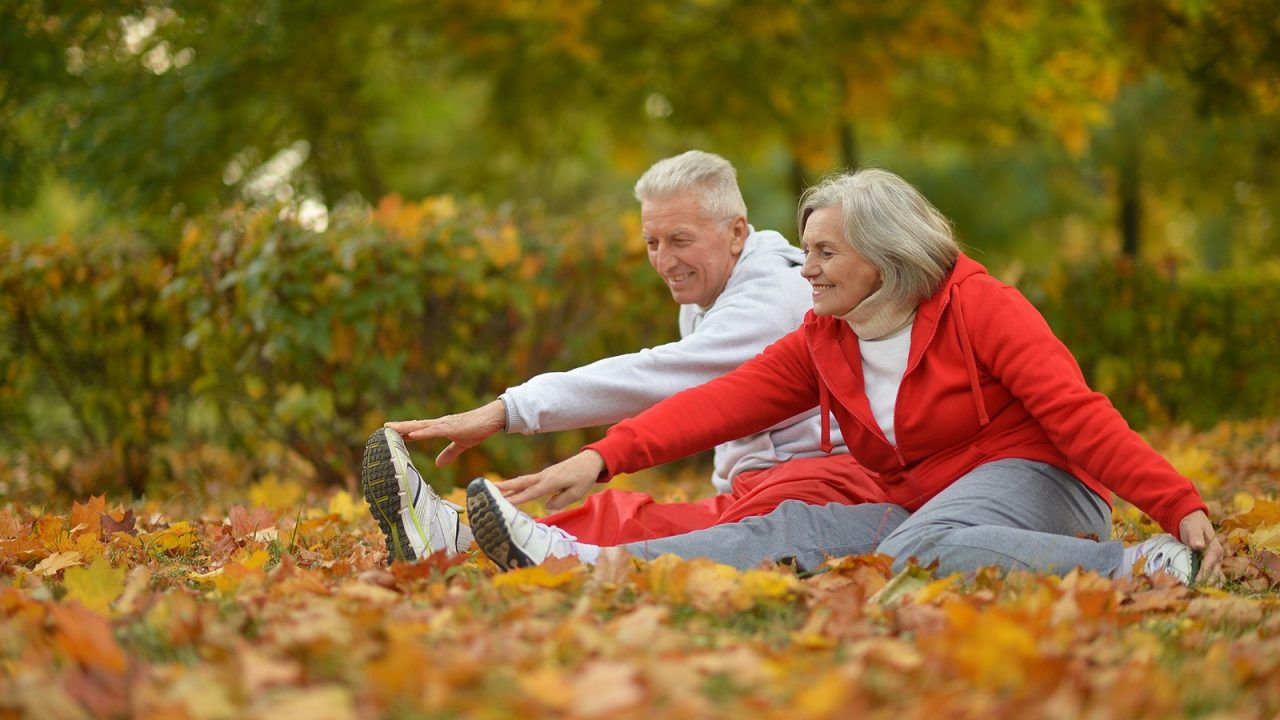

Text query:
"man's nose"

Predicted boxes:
[[654, 245, 679, 270]]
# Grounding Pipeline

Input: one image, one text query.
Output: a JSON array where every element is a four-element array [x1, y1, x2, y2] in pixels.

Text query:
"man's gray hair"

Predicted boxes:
[[634, 150, 748, 222], [798, 168, 959, 307]]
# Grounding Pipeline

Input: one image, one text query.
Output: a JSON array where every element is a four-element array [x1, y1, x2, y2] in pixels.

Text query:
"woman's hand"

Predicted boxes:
[[494, 450, 606, 511], [1179, 510, 1225, 585], [385, 399, 507, 466]]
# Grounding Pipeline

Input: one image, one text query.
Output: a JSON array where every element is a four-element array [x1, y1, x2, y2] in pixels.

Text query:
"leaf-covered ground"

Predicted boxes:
[[2, 420, 1279, 719]]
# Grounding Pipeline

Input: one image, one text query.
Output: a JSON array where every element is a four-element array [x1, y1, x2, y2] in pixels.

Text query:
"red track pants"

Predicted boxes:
[[539, 453, 885, 546]]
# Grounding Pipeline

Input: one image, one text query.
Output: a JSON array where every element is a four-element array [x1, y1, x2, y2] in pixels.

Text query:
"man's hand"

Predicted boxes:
[[494, 450, 606, 512], [1179, 510, 1225, 585], [385, 399, 507, 467]]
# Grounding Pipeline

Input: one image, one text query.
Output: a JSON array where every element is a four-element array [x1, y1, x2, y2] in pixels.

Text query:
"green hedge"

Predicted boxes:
[[1024, 257, 1280, 429], [3, 203, 1278, 498], [1, 197, 672, 496]]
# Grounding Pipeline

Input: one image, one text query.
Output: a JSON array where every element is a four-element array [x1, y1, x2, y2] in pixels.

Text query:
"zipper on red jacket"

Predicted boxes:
[[806, 332, 836, 453]]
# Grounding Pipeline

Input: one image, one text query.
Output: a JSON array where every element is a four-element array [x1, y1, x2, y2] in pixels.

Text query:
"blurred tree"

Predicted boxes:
[[1, 0, 1275, 267]]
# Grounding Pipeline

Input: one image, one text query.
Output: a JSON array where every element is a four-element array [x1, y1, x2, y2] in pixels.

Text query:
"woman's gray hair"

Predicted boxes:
[[798, 168, 959, 307], [634, 150, 748, 222]]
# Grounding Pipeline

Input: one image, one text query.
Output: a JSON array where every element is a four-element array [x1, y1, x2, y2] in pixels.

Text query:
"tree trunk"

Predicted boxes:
[[1119, 147, 1141, 258]]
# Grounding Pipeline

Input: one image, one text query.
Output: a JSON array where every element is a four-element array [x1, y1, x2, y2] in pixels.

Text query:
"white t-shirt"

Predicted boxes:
[[859, 322, 913, 446]]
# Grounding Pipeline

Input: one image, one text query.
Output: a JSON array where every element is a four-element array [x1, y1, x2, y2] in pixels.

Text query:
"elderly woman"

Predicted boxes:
[[467, 168, 1225, 584]]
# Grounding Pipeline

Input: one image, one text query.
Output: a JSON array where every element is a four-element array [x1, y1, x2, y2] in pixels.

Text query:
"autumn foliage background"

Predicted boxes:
[[3, 1, 1280, 718]]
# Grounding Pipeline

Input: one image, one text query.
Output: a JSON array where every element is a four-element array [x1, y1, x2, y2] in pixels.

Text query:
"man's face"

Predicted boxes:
[[641, 194, 747, 308]]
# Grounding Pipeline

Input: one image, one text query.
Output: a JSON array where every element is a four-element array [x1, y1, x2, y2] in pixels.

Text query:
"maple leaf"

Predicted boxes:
[[326, 490, 363, 523], [63, 555, 126, 615], [228, 505, 278, 540], [32, 551, 83, 576], [69, 496, 106, 538], [249, 475, 306, 512], [99, 508, 137, 540]]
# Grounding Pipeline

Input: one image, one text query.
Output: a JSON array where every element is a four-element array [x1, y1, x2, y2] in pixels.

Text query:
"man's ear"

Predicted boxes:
[[728, 216, 748, 256]]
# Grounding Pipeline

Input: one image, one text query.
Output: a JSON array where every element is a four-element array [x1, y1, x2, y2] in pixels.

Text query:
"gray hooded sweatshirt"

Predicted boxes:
[[501, 227, 847, 493]]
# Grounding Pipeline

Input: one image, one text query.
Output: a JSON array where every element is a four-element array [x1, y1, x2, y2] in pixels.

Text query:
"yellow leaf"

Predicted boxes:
[[33, 551, 83, 576], [1249, 525, 1280, 552], [63, 555, 126, 615], [913, 574, 961, 604], [871, 563, 935, 606], [738, 569, 802, 602], [492, 565, 582, 590], [645, 554, 691, 604], [250, 475, 305, 512], [327, 490, 362, 523], [144, 521, 199, 553]]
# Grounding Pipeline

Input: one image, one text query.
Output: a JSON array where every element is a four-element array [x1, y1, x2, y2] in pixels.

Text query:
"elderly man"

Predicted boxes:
[[361, 150, 881, 562]]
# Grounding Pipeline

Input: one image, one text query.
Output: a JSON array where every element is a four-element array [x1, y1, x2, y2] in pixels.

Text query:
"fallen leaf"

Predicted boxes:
[[63, 555, 126, 615], [99, 508, 137, 539], [49, 603, 128, 674], [870, 562, 937, 606], [33, 551, 83, 576], [248, 475, 305, 513], [326, 490, 362, 523], [492, 564, 583, 590], [69, 496, 106, 538], [228, 505, 277, 540]]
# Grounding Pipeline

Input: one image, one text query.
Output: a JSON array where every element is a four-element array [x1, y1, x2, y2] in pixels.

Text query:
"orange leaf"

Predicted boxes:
[[69, 496, 106, 537], [49, 603, 128, 674]]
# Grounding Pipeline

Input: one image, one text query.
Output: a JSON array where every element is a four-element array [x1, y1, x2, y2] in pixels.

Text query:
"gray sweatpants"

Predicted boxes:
[[623, 459, 1121, 576]]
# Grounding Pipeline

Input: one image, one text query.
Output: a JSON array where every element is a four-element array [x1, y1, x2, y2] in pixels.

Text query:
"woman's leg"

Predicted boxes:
[[876, 459, 1119, 576], [622, 500, 910, 571]]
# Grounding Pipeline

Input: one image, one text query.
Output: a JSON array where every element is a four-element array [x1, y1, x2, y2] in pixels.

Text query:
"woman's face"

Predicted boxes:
[[800, 205, 883, 317]]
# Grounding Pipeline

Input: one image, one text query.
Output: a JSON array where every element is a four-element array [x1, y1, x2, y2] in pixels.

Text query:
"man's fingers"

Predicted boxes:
[[385, 419, 428, 434], [435, 442, 465, 467]]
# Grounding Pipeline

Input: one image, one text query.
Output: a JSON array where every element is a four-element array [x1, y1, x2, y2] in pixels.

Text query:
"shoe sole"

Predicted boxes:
[[466, 479, 535, 570], [360, 428, 417, 563]]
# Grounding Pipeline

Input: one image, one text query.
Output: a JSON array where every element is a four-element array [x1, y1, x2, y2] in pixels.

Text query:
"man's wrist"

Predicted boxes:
[[485, 398, 508, 432]]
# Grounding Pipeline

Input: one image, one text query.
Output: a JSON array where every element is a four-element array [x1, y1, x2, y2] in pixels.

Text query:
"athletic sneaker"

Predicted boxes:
[[1123, 534, 1200, 585], [466, 477, 585, 569], [360, 427, 474, 562]]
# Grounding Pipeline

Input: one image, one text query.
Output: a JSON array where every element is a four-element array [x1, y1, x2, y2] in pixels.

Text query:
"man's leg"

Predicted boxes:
[[717, 454, 885, 524], [875, 459, 1119, 576], [540, 489, 735, 546], [621, 500, 909, 571]]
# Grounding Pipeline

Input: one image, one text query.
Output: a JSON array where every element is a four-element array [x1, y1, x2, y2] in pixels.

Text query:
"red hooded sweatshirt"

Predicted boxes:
[[587, 254, 1208, 536]]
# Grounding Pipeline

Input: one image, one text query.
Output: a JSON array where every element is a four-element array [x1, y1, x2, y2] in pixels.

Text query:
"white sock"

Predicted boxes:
[[575, 542, 601, 564], [1118, 543, 1143, 578]]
